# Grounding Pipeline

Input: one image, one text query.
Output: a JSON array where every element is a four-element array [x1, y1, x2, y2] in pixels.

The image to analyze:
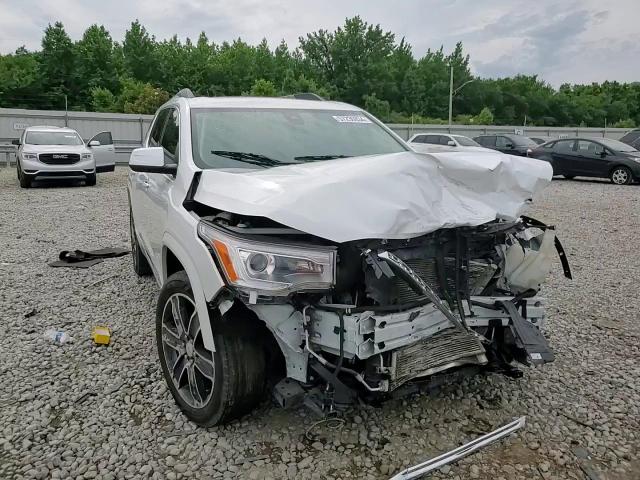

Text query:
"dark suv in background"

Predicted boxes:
[[473, 134, 538, 156], [620, 129, 640, 150], [529, 137, 640, 185]]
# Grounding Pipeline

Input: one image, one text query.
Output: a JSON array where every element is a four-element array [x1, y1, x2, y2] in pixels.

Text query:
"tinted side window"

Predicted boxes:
[[411, 135, 426, 143], [92, 131, 113, 145], [484, 136, 496, 147], [439, 136, 451, 145], [543, 141, 556, 149], [161, 109, 180, 163], [577, 140, 604, 155], [424, 135, 440, 145], [149, 109, 170, 147], [554, 140, 575, 152], [496, 136, 510, 148]]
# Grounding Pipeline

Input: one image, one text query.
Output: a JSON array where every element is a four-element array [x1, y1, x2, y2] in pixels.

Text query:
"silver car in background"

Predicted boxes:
[[14, 126, 116, 188], [408, 133, 491, 153]]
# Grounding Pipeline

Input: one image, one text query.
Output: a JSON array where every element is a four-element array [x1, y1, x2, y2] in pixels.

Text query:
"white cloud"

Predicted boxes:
[[0, 0, 638, 85]]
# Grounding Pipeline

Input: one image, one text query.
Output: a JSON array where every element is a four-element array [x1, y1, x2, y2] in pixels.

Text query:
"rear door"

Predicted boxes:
[[88, 131, 116, 172], [550, 140, 577, 175]]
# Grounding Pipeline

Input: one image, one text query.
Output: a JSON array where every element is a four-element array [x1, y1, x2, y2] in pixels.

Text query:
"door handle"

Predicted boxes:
[[140, 174, 150, 188]]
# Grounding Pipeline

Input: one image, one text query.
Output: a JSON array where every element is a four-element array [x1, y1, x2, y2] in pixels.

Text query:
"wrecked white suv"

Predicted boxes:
[[128, 91, 571, 426]]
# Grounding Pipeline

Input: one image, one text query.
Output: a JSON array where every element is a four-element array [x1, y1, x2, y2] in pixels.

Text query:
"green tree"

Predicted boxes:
[[247, 78, 277, 96], [363, 93, 391, 121], [90, 87, 117, 112], [75, 25, 118, 107], [0, 48, 41, 108], [473, 107, 494, 125], [122, 20, 157, 83], [40, 22, 76, 100]]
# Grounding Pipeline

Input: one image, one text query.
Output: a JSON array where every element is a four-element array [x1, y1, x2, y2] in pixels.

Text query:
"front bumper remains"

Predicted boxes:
[[388, 416, 526, 479]]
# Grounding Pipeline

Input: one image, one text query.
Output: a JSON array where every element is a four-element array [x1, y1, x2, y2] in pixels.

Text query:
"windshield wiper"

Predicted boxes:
[[294, 154, 352, 161], [210, 150, 286, 168]]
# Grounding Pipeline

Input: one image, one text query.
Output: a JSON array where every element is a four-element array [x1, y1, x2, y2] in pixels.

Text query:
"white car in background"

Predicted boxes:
[[13, 126, 116, 188], [408, 133, 491, 153]]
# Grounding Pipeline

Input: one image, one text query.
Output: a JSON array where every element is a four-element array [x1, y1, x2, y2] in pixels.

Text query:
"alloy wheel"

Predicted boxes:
[[611, 168, 629, 185], [160, 293, 215, 408]]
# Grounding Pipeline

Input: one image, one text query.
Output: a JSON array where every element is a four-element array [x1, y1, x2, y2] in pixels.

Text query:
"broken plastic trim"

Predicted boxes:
[[388, 416, 526, 479], [374, 250, 466, 332]]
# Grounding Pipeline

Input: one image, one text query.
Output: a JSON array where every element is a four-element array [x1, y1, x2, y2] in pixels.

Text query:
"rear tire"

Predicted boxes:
[[130, 208, 152, 276], [85, 173, 97, 186], [156, 272, 266, 426], [610, 166, 632, 185]]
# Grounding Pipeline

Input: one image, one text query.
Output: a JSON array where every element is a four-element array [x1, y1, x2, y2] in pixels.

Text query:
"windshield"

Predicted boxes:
[[25, 131, 83, 146], [453, 136, 481, 147], [597, 138, 639, 152], [190, 108, 407, 169]]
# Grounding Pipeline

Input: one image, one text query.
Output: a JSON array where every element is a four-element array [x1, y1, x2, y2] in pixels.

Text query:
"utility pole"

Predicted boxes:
[[64, 94, 68, 127], [448, 64, 454, 129]]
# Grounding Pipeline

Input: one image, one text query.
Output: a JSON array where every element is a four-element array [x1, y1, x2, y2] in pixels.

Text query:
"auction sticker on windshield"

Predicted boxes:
[[332, 115, 372, 124]]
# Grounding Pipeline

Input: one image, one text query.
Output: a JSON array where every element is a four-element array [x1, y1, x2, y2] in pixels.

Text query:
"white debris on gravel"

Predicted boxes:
[[0, 168, 638, 480]]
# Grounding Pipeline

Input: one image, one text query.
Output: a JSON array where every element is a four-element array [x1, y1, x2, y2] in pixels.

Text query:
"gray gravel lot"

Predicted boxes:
[[0, 167, 638, 480]]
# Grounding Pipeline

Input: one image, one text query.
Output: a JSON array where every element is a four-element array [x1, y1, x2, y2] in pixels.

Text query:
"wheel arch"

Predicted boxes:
[[608, 163, 632, 176], [162, 236, 216, 351]]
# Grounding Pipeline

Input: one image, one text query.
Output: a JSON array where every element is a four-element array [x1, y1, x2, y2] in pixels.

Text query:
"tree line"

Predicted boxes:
[[0, 17, 637, 127]]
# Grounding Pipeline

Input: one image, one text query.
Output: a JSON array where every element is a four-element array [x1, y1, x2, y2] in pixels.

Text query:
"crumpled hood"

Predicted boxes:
[[194, 151, 552, 243]]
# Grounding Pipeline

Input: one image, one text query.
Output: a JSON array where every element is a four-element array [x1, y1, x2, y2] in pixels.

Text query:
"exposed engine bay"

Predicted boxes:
[[197, 207, 571, 410]]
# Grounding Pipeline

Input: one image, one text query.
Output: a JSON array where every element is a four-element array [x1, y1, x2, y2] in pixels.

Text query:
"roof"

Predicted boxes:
[[183, 96, 360, 111]]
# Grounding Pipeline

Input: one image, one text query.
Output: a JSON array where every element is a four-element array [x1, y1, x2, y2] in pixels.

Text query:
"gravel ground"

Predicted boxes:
[[0, 167, 638, 480]]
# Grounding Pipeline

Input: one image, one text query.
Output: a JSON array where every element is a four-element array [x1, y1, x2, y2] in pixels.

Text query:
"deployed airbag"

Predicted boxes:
[[193, 151, 552, 243]]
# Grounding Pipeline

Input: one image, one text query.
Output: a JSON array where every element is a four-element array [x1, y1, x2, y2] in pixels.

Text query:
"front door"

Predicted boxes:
[[574, 140, 610, 177], [88, 131, 117, 172], [144, 107, 180, 266], [496, 136, 518, 155], [131, 109, 169, 268]]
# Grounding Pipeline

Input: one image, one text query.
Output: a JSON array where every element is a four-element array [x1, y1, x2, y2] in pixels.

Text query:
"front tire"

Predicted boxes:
[[610, 166, 632, 185], [156, 272, 266, 426], [85, 173, 97, 186], [17, 162, 31, 188]]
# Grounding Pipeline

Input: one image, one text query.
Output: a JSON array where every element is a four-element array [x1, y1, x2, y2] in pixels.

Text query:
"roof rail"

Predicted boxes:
[[284, 93, 325, 101], [174, 88, 195, 99]]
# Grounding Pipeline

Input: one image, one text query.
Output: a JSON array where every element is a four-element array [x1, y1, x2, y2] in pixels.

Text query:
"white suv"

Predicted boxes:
[[14, 126, 116, 188], [128, 92, 567, 426]]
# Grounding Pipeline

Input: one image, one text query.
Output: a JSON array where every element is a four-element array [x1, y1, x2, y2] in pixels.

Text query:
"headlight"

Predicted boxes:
[[81, 153, 93, 160], [198, 221, 336, 295], [22, 153, 37, 160]]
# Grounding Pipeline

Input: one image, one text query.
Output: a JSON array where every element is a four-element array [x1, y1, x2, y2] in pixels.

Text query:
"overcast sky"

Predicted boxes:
[[1, 0, 638, 87]]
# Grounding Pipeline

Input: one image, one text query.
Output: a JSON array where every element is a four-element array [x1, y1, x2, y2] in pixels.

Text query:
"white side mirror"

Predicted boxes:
[[129, 147, 176, 174], [88, 140, 101, 147], [447, 140, 456, 147]]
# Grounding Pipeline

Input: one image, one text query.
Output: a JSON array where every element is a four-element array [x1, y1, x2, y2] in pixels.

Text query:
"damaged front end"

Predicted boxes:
[[196, 211, 571, 410]]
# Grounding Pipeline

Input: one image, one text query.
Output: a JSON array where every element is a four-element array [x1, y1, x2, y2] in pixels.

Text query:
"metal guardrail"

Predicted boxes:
[[0, 144, 16, 166]]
